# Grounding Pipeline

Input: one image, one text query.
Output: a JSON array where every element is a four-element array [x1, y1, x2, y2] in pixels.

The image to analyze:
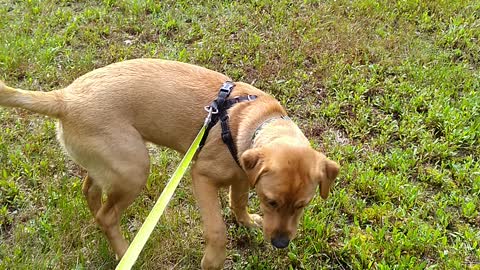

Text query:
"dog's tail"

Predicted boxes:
[[0, 80, 65, 118]]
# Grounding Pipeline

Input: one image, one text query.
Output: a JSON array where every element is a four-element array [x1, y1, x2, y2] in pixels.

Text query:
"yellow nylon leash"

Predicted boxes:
[[115, 110, 212, 270]]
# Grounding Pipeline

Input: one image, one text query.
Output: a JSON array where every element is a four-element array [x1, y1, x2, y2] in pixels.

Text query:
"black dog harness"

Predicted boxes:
[[199, 81, 257, 165]]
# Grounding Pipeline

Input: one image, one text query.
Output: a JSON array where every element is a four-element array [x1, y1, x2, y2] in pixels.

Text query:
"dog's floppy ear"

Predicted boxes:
[[241, 148, 266, 188], [319, 157, 340, 199]]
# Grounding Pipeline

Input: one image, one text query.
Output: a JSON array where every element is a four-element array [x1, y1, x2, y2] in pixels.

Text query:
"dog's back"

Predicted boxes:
[[1, 59, 230, 151]]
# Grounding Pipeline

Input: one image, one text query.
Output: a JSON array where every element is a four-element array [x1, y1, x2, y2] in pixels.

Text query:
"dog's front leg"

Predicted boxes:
[[192, 169, 227, 270], [229, 180, 262, 228]]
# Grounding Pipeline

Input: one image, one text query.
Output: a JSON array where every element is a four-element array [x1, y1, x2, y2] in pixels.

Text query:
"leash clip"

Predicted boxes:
[[204, 105, 219, 114], [204, 105, 217, 126]]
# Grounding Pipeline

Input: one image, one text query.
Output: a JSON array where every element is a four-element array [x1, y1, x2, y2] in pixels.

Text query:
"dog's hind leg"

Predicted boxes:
[[60, 125, 150, 258], [82, 174, 102, 216], [229, 180, 262, 228], [91, 137, 150, 258], [95, 181, 146, 258]]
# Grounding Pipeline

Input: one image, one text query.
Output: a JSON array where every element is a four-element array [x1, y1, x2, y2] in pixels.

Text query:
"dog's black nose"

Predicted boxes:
[[271, 235, 290, 249]]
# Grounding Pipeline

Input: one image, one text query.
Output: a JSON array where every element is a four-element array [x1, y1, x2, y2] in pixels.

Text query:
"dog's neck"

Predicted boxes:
[[235, 96, 310, 163], [250, 118, 309, 149]]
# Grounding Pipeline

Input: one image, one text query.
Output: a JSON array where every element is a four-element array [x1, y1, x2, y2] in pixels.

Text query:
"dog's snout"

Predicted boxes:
[[271, 234, 290, 249]]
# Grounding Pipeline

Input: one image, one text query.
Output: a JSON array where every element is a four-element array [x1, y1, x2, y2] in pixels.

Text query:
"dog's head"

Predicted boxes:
[[241, 144, 339, 249]]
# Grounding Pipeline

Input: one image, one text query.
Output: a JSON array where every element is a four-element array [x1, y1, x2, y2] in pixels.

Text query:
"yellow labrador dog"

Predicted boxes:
[[0, 59, 339, 269]]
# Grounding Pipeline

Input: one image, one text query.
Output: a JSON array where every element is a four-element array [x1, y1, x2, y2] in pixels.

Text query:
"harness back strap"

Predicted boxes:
[[199, 81, 257, 165]]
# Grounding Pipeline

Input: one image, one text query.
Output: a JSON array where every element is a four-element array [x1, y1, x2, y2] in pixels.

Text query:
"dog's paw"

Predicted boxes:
[[201, 246, 226, 270], [234, 212, 263, 228], [247, 214, 263, 228]]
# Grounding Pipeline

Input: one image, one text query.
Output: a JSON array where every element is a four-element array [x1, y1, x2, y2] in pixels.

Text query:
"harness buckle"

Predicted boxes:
[[220, 81, 235, 92]]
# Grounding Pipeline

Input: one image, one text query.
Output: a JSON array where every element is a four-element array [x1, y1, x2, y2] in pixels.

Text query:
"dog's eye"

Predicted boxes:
[[267, 200, 278, 208]]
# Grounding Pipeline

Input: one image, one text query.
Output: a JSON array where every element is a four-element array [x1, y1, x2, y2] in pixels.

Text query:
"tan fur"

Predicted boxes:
[[0, 59, 339, 269], [0, 81, 65, 117]]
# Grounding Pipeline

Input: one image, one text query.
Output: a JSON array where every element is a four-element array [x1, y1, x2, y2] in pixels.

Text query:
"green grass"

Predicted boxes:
[[1, 0, 479, 269]]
